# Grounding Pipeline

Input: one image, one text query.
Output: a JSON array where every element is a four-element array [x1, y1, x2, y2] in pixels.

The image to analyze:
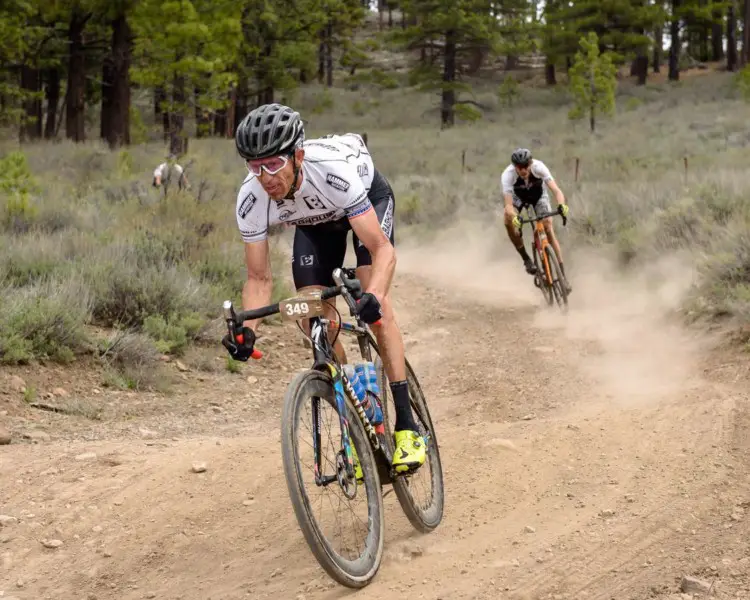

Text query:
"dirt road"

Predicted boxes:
[[1, 230, 749, 600]]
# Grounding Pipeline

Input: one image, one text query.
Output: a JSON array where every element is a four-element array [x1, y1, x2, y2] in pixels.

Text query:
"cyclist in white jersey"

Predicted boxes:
[[222, 103, 425, 476], [501, 148, 571, 292]]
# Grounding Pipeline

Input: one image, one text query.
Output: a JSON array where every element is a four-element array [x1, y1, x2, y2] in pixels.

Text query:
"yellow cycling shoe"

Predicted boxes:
[[392, 429, 426, 474]]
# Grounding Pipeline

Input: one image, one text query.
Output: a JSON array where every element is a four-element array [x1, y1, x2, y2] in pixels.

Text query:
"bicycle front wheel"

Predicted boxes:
[[533, 244, 554, 305], [280, 369, 385, 588], [545, 245, 569, 309]]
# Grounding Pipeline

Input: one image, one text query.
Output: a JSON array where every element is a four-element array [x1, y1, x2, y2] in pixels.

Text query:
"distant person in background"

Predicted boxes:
[[152, 156, 188, 191]]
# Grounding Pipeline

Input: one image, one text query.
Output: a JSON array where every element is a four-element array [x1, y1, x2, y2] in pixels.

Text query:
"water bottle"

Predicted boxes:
[[343, 364, 382, 427], [354, 362, 384, 427], [343, 364, 367, 403], [357, 362, 381, 396]]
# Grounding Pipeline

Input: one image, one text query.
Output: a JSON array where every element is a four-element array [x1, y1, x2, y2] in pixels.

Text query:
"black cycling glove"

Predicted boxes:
[[355, 293, 383, 325], [222, 326, 256, 362]]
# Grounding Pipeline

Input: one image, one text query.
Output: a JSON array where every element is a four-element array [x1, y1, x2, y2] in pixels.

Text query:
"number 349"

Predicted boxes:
[[285, 302, 310, 316]]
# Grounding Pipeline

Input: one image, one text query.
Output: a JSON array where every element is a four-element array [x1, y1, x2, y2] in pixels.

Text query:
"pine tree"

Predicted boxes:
[[568, 31, 618, 132], [395, 0, 499, 127], [131, 0, 242, 154]]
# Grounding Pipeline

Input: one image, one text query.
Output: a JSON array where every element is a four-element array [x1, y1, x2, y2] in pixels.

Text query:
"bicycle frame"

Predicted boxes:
[[518, 204, 566, 289], [224, 267, 384, 490]]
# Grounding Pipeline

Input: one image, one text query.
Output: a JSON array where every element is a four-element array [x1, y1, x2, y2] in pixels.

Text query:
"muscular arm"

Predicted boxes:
[[348, 208, 396, 300], [546, 178, 566, 206], [241, 240, 274, 332]]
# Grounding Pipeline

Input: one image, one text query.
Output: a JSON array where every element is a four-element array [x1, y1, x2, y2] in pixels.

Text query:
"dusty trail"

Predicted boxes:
[[1, 229, 749, 600]]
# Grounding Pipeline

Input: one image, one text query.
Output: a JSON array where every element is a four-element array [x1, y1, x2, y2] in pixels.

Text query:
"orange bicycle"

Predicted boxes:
[[516, 203, 570, 309]]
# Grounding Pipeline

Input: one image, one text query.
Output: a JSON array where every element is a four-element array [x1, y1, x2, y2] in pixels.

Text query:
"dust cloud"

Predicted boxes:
[[396, 219, 712, 406], [396, 219, 540, 308]]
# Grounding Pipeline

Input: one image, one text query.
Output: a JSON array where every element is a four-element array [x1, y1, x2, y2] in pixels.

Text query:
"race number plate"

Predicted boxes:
[[278, 289, 326, 321]]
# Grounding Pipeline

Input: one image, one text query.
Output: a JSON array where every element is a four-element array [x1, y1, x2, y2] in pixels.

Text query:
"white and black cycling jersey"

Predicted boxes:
[[500, 159, 554, 205], [235, 133, 375, 244]]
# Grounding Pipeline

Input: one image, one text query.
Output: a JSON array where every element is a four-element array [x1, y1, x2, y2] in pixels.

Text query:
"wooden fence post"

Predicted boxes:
[[574, 156, 580, 183]]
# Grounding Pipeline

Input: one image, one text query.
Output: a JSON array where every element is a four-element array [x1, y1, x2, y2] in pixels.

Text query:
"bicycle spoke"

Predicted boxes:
[[293, 391, 372, 562]]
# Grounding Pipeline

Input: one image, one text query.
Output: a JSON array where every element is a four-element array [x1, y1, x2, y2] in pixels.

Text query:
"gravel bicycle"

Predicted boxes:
[[222, 267, 444, 588], [516, 203, 570, 309]]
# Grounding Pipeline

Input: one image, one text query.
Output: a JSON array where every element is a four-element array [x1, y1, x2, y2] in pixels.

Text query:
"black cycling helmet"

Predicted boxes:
[[235, 103, 304, 160], [511, 148, 532, 167]]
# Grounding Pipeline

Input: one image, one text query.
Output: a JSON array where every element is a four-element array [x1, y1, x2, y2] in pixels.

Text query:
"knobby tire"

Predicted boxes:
[[280, 369, 385, 588], [362, 333, 445, 533], [544, 246, 568, 309]]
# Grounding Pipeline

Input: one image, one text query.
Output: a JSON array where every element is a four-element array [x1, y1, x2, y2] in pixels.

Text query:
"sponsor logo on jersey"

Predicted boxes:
[[346, 199, 372, 219], [300, 255, 314, 267], [293, 211, 338, 226], [306, 142, 340, 152], [278, 209, 296, 221], [380, 196, 394, 239], [325, 173, 350, 192], [237, 192, 257, 219], [357, 163, 369, 178]]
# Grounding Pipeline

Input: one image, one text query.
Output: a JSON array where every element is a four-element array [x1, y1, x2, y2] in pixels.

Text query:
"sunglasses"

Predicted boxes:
[[246, 154, 291, 177]]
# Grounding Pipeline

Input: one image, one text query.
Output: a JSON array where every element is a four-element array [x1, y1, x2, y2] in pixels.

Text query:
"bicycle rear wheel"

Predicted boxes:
[[358, 333, 444, 533], [544, 246, 569, 309], [280, 369, 385, 588]]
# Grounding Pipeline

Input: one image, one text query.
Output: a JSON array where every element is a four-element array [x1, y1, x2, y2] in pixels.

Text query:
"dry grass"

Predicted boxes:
[[2, 69, 749, 373]]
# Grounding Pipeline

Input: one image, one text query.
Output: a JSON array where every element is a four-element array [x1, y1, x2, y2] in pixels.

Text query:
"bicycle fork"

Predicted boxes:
[[535, 228, 554, 287]]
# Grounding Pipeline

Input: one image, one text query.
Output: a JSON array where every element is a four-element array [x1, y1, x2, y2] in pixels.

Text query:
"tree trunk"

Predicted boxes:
[[169, 74, 186, 156], [44, 67, 60, 139], [378, 0, 384, 30], [325, 22, 334, 87], [214, 106, 227, 137], [712, 9, 724, 61], [589, 104, 595, 133], [65, 11, 90, 142], [226, 86, 236, 136], [441, 29, 456, 128], [258, 44, 274, 105], [653, 26, 662, 72], [728, 1, 738, 71], [20, 65, 42, 142], [700, 24, 709, 61], [545, 60, 556, 85], [634, 52, 648, 84], [100, 51, 114, 142], [233, 79, 248, 136], [154, 86, 164, 118], [259, 87, 274, 105], [318, 36, 325, 83], [108, 13, 131, 148], [669, 0, 681, 81], [388, 3, 393, 27], [742, 0, 750, 66], [505, 55, 519, 70], [195, 86, 208, 138]]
